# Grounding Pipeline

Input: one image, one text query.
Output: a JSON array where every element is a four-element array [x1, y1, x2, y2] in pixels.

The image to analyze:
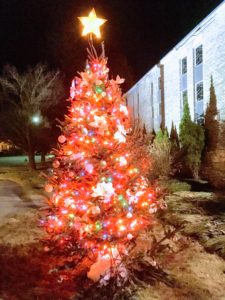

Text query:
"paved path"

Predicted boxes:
[[0, 155, 53, 167], [0, 180, 44, 218]]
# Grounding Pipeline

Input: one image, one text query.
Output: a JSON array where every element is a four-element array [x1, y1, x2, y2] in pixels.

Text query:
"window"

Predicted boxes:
[[181, 57, 187, 74], [195, 45, 203, 65], [195, 113, 204, 125], [196, 82, 203, 101], [182, 90, 188, 105]]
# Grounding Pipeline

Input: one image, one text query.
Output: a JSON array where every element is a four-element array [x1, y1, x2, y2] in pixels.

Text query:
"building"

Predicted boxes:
[[126, 1, 225, 133], [0, 141, 14, 153]]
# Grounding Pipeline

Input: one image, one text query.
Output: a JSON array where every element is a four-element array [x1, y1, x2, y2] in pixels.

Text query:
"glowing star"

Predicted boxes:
[[92, 182, 115, 202], [90, 115, 108, 135], [78, 8, 107, 39]]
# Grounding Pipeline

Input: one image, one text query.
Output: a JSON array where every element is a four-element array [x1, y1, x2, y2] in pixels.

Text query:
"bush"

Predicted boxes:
[[149, 129, 173, 179], [204, 77, 219, 151], [179, 100, 205, 179], [159, 179, 191, 193]]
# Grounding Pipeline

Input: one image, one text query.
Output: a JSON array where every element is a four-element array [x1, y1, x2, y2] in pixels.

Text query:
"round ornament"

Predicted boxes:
[[126, 212, 133, 218], [127, 233, 133, 240], [53, 160, 60, 168], [45, 184, 53, 193], [58, 135, 66, 143], [91, 206, 101, 215], [68, 171, 75, 178], [85, 163, 94, 173]]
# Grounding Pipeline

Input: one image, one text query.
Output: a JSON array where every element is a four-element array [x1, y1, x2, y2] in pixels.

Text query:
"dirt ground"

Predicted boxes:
[[0, 167, 225, 299]]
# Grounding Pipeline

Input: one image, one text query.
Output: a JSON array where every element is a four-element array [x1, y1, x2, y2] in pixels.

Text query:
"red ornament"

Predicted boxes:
[[69, 171, 75, 178], [53, 160, 60, 168]]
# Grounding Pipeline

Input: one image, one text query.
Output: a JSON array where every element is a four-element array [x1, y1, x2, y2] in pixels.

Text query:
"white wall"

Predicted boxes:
[[126, 1, 225, 133]]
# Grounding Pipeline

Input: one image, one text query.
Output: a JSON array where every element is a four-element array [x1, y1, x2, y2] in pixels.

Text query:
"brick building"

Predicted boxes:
[[126, 1, 225, 133]]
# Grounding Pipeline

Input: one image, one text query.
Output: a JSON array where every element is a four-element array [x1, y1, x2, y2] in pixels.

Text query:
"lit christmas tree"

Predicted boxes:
[[44, 9, 159, 283]]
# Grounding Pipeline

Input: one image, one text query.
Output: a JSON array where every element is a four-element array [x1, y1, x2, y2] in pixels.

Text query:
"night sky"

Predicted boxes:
[[0, 0, 223, 90]]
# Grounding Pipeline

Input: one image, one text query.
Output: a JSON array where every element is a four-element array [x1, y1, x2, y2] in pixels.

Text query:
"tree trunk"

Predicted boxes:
[[26, 130, 36, 170], [28, 149, 36, 170], [41, 152, 46, 163], [193, 166, 199, 180]]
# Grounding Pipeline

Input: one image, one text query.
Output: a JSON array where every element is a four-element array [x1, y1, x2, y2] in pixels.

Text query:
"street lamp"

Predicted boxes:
[[31, 113, 42, 125]]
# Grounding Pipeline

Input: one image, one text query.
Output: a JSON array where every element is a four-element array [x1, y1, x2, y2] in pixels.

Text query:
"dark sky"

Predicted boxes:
[[0, 0, 223, 90]]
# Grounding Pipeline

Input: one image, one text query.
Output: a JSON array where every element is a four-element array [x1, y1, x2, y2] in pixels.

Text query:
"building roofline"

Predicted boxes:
[[125, 65, 158, 95], [125, 0, 225, 95]]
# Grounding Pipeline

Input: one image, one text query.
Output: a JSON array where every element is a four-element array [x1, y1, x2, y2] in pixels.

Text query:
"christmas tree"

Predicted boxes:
[[44, 9, 159, 283]]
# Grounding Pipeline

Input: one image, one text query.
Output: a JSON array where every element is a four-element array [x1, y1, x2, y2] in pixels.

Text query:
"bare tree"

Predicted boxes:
[[0, 64, 64, 169]]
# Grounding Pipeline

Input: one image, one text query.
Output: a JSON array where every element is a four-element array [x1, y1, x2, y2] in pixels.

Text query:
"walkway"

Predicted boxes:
[[0, 179, 44, 218]]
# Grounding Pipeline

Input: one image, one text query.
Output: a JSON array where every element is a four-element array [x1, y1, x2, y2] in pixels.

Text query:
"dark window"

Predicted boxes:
[[181, 57, 187, 74], [182, 90, 188, 105], [195, 45, 203, 65], [195, 113, 204, 125], [196, 82, 203, 101]]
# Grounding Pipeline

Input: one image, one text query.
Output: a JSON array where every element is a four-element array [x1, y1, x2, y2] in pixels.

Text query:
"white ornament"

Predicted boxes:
[[114, 123, 127, 143], [120, 104, 128, 115], [115, 75, 125, 85], [149, 205, 157, 214], [87, 247, 122, 282], [85, 163, 94, 173], [83, 127, 88, 135], [114, 131, 126, 143], [90, 115, 108, 135], [127, 233, 133, 240], [72, 153, 83, 160], [92, 182, 115, 201], [126, 212, 133, 218], [119, 156, 127, 166], [117, 123, 126, 135]]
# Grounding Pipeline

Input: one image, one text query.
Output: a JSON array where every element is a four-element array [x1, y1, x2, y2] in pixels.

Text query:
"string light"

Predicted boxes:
[[44, 45, 159, 259]]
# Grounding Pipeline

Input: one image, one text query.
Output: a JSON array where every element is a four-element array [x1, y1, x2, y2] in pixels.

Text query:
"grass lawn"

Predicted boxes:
[[0, 155, 53, 167]]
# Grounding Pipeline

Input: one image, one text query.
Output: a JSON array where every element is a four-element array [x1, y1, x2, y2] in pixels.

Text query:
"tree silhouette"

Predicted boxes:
[[0, 64, 64, 169], [204, 76, 219, 151]]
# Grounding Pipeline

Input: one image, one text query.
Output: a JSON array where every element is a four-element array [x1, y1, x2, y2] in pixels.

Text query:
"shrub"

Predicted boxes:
[[179, 100, 205, 179], [149, 129, 172, 179], [205, 77, 219, 151], [159, 179, 191, 193]]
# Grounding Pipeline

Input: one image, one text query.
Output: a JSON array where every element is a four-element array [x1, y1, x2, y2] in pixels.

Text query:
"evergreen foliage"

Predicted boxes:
[[179, 100, 205, 179], [170, 121, 179, 150], [205, 76, 219, 150], [43, 46, 161, 285]]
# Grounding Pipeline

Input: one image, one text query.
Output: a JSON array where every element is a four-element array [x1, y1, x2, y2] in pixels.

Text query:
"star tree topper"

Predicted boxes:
[[78, 8, 107, 38]]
